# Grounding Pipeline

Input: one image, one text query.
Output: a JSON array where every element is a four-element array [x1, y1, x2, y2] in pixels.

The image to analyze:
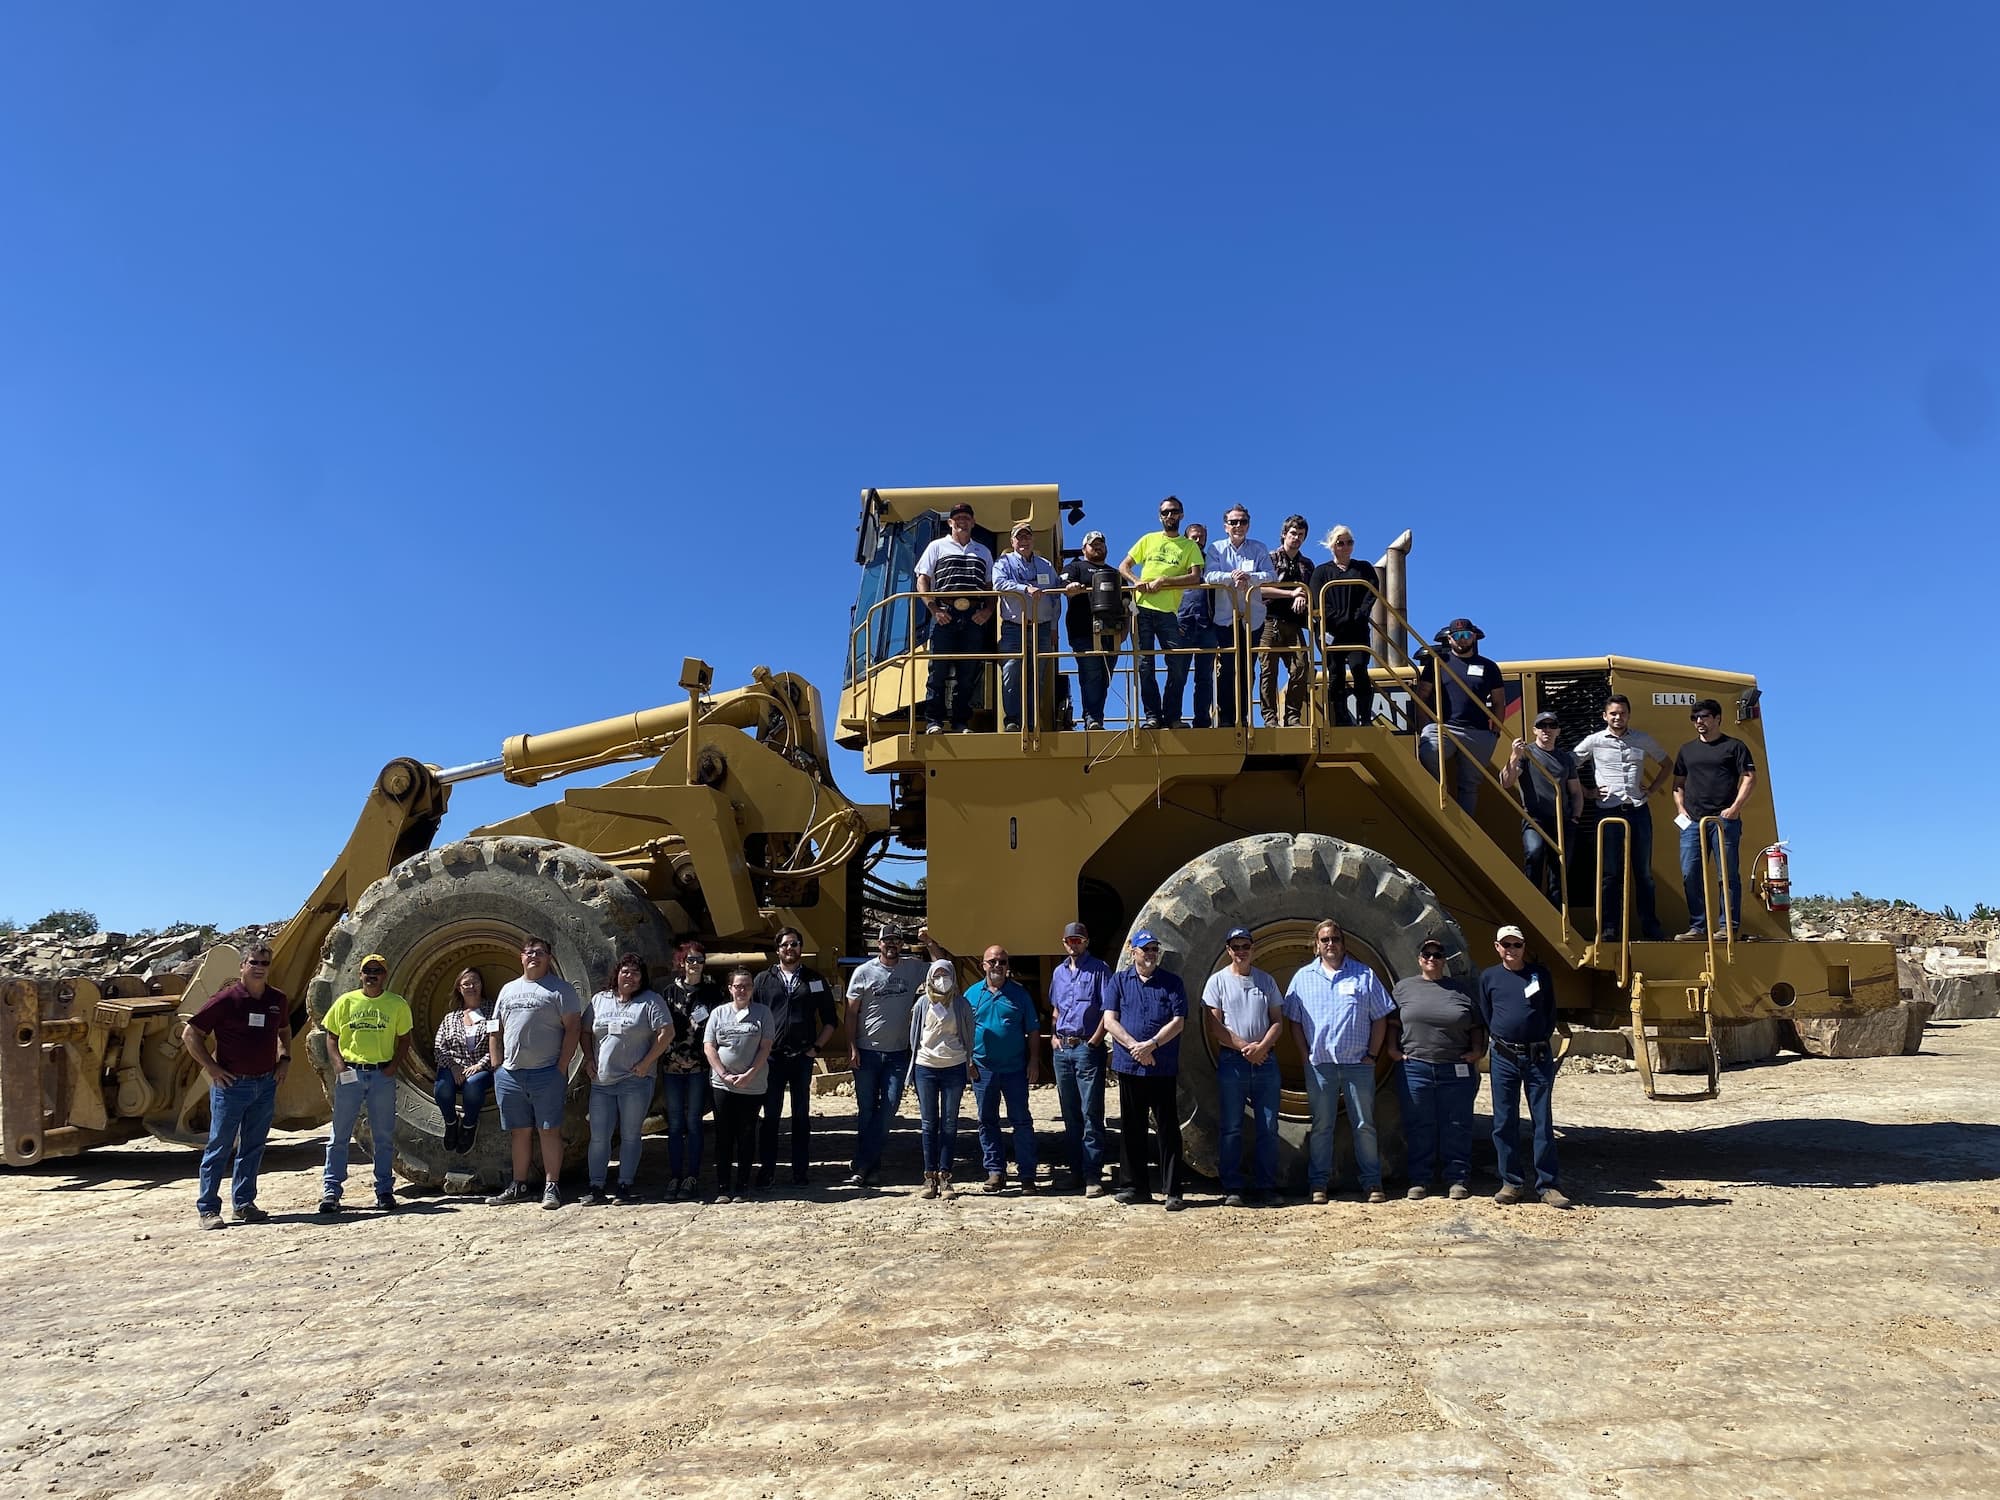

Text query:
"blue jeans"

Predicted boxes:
[[433, 1067, 493, 1129], [1180, 620, 1220, 726], [852, 1047, 910, 1175], [1418, 724, 1498, 814], [1133, 608, 1188, 724], [660, 1071, 706, 1179], [1522, 820, 1568, 906], [925, 615, 986, 730], [913, 1062, 968, 1174], [1050, 1042, 1108, 1183], [1213, 615, 1256, 727], [197, 1072, 278, 1215], [999, 619, 1059, 728], [1489, 1043, 1559, 1191], [587, 1075, 654, 1187], [1215, 1050, 1281, 1192], [1594, 802, 1664, 940], [1680, 816, 1743, 934], [1397, 1058, 1476, 1186], [1075, 641, 1113, 725], [323, 1065, 397, 1200], [972, 1065, 1036, 1178], [1304, 1060, 1380, 1191]]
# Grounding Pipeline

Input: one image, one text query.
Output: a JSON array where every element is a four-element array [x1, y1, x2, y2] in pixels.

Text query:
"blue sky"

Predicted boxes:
[[2, 5, 1994, 929]]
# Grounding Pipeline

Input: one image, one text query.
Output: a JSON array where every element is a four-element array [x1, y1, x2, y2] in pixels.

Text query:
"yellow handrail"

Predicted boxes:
[[1593, 814, 1634, 983], [1694, 813, 1736, 975]]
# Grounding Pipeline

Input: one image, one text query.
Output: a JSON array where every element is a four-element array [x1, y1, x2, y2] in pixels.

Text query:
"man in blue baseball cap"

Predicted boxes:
[[1104, 930, 1189, 1210]]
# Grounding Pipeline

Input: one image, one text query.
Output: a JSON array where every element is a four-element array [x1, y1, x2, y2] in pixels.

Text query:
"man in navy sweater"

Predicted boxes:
[[1476, 924, 1572, 1209]]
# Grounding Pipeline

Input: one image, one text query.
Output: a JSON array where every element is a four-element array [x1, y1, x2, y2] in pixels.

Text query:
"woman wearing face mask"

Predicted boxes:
[[432, 968, 495, 1154], [660, 942, 722, 1201], [907, 959, 977, 1200]]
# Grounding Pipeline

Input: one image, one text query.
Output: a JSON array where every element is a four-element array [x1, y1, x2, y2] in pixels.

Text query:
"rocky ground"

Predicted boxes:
[[3, 1022, 1997, 1499]]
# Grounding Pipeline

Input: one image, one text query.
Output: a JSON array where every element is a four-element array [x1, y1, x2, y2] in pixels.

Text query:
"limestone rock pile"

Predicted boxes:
[[0, 922, 282, 985]]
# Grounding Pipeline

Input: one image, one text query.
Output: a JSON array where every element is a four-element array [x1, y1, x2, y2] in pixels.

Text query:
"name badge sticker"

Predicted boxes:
[[337, 1069, 358, 1086], [809, 980, 826, 993], [248, 1012, 267, 1028], [1523, 977, 1542, 999], [1456, 1063, 1471, 1079]]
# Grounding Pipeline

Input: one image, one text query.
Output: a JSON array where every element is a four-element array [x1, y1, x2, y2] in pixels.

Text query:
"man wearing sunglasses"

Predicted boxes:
[[1199, 506, 1273, 728], [1672, 698, 1757, 942], [1414, 618, 1507, 815], [1119, 496, 1205, 729], [965, 946, 1040, 1193], [1201, 927, 1284, 1207], [318, 952, 413, 1216], [183, 941, 292, 1230], [1283, 921, 1394, 1204], [1477, 925, 1569, 1209]]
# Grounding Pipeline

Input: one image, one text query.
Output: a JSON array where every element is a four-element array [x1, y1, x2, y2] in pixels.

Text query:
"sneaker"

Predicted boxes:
[[453, 1125, 477, 1155], [1113, 1189, 1154, 1206], [374, 1193, 398, 1212], [1310, 1189, 1330, 1205], [579, 1187, 608, 1207], [613, 1184, 639, 1204], [1366, 1189, 1387, 1205], [924, 722, 947, 735], [920, 1173, 939, 1200], [1674, 929, 1705, 942], [1406, 1185, 1428, 1201], [663, 1180, 681, 1203], [952, 726, 973, 735], [487, 1182, 530, 1206], [1223, 1193, 1246, 1208], [1084, 1182, 1105, 1199], [1002, 721, 1022, 733], [1084, 719, 1105, 731], [680, 1176, 700, 1197], [232, 1203, 269, 1224], [442, 1121, 462, 1152], [1448, 1183, 1471, 1201], [1540, 1187, 1574, 1210], [981, 1173, 1005, 1194], [843, 1172, 869, 1189], [714, 1192, 734, 1205], [790, 1169, 810, 1187], [1139, 714, 1162, 730], [1163, 1196, 1186, 1212], [317, 1197, 341, 1216], [540, 1184, 562, 1211], [1494, 1183, 1526, 1205], [198, 1211, 226, 1231]]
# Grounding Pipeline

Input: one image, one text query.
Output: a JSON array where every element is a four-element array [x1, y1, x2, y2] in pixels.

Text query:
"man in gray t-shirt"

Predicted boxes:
[[842, 924, 948, 1188], [487, 937, 585, 1210], [1200, 928, 1286, 1204]]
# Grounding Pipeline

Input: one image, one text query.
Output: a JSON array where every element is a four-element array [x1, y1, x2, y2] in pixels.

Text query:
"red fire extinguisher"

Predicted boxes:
[[1757, 840, 1792, 913]]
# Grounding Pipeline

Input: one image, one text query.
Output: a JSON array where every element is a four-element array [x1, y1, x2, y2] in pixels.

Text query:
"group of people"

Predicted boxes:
[[183, 912, 1575, 1226], [913, 498, 1761, 943], [913, 497, 1381, 734]]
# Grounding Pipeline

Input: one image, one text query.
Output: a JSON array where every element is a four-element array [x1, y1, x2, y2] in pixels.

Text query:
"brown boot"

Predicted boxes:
[[938, 1173, 958, 1200], [920, 1173, 939, 1200]]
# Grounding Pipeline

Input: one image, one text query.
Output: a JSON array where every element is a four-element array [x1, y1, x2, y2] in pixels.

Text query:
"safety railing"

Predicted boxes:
[[1693, 814, 1736, 976], [1594, 814, 1633, 983]]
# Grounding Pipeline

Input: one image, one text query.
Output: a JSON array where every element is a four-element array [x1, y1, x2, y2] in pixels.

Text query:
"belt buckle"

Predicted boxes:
[[952, 597, 971, 612]]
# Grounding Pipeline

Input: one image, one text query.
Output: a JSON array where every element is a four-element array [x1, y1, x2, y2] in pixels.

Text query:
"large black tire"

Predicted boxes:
[[306, 836, 677, 1191], [1126, 832, 1470, 1189]]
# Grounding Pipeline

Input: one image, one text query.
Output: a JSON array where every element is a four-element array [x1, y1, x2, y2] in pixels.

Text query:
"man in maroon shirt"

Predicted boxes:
[[183, 941, 293, 1229]]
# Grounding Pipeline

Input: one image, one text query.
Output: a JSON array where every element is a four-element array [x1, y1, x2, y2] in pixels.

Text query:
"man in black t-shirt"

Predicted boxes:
[[1499, 711, 1584, 905], [1060, 530, 1125, 730], [1672, 698, 1758, 940], [1414, 618, 1507, 814]]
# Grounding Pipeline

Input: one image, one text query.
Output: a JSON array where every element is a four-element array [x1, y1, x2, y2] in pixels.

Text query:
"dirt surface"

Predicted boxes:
[[5, 1028, 1998, 1499]]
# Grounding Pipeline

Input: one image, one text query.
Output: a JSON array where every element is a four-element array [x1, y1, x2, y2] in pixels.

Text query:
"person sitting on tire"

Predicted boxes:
[[660, 942, 722, 1202], [432, 968, 496, 1156], [487, 936, 583, 1211], [1386, 940, 1484, 1201], [318, 953, 414, 1216], [1282, 920, 1393, 1205], [579, 953, 675, 1207]]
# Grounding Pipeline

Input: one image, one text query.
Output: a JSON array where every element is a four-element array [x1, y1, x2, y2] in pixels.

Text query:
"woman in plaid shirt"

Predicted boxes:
[[433, 968, 496, 1154]]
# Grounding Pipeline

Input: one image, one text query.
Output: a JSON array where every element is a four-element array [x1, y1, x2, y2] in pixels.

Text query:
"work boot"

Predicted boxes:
[[1084, 1182, 1105, 1199], [1406, 1185, 1428, 1202], [232, 1203, 270, 1224], [1223, 1193, 1246, 1209], [444, 1121, 463, 1152], [317, 1196, 341, 1216], [1494, 1183, 1526, 1205], [982, 1173, 1005, 1193], [1674, 929, 1705, 942], [1540, 1187, 1574, 1210], [920, 1173, 939, 1200], [374, 1193, 398, 1212], [198, 1211, 225, 1231], [1448, 1183, 1470, 1200], [1163, 1196, 1186, 1212], [1365, 1189, 1387, 1204], [938, 1174, 957, 1201], [487, 1182, 531, 1206], [1114, 1188, 1154, 1206], [1310, 1189, 1330, 1206]]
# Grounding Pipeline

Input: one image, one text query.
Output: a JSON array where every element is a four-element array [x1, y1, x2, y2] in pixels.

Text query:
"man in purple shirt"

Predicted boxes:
[[1047, 919, 1114, 1197]]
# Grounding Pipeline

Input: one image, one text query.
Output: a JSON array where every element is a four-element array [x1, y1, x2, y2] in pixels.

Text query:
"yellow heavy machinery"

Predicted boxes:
[[2, 482, 1896, 1186]]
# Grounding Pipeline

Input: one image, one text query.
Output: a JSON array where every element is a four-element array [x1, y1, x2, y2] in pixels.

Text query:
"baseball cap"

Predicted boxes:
[[1418, 939, 1448, 957], [877, 923, 904, 941], [360, 953, 388, 970], [1131, 930, 1161, 950], [1445, 617, 1484, 640], [1011, 520, 1034, 537], [1533, 710, 1560, 728], [948, 501, 975, 518], [1063, 921, 1088, 939], [1495, 925, 1526, 943], [1225, 926, 1253, 943], [1082, 529, 1106, 546]]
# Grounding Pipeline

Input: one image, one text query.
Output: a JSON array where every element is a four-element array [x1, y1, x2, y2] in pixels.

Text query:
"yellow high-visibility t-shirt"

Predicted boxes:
[[321, 989, 413, 1065], [1125, 531, 1205, 613]]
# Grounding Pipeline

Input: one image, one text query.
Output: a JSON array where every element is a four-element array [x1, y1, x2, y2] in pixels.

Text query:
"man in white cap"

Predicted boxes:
[[1477, 924, 1569, 1208], [993, 519, 1065, 733]]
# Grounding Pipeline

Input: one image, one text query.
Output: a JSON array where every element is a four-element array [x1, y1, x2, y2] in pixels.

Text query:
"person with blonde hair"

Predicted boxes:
[[1309, 525, 1381, 727]]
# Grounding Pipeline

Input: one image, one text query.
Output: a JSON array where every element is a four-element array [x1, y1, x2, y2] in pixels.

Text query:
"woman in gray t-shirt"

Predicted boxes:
[[580, 955, 674, 1204], [1387, 944, 1486, 1200], [702, 968, 775, 1201]]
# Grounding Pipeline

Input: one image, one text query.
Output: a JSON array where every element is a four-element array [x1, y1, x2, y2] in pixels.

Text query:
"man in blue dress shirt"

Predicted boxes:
[[1047, 920, 1114, 1196], [1283, 919, 1394, 1204]]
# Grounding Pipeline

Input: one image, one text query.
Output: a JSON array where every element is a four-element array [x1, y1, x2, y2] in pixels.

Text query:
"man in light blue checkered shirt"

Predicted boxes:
[[1283, 918, 1395, 1203]]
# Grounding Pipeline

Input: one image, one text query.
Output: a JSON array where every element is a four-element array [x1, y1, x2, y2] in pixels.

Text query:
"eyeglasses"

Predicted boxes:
[[1498, 940, 1525, 950], [361, 968, 387, 978], [1692, 711, 1717, 721], [1418, 950, 1445, 961], [1333, 538, 1354, 547], [1226, 941, 1253, 953], [778, 941, 802, 950], [1225, 516, 1249, 526]]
